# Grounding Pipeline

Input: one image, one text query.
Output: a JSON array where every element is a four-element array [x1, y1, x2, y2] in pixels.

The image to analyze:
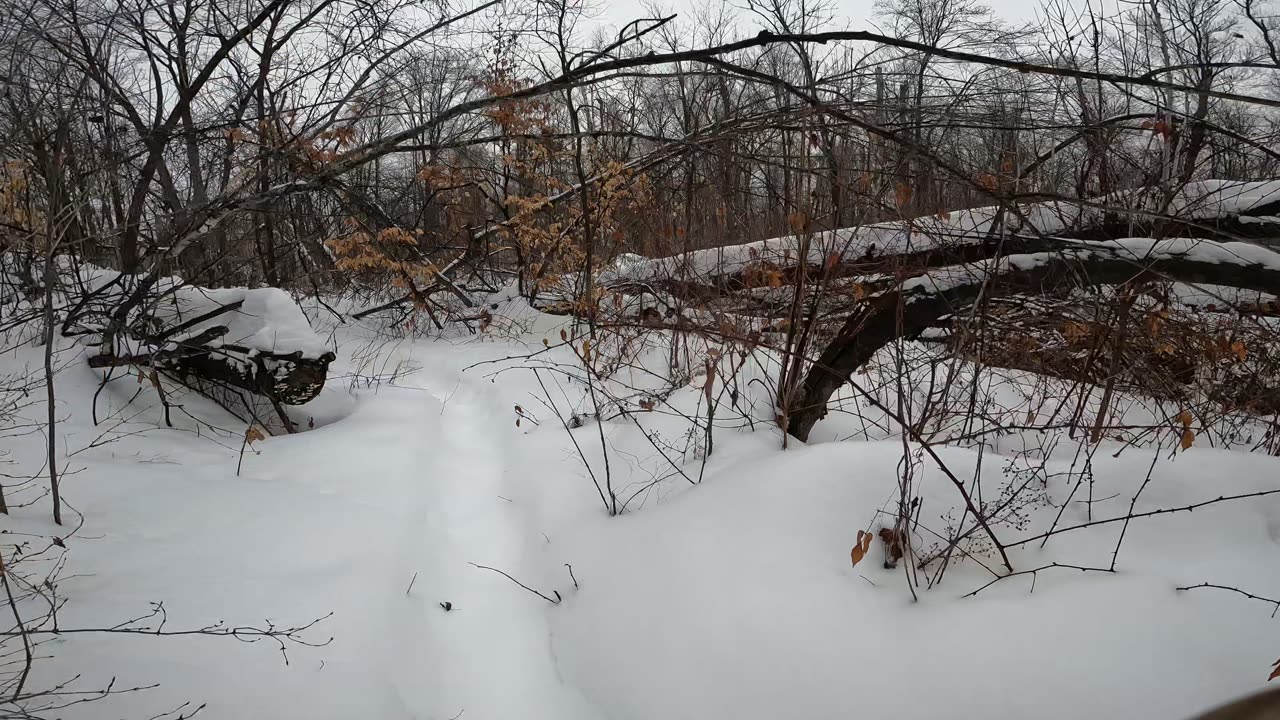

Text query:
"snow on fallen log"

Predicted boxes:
[[602, 180, 1280, 287], [154, 285, 333, 362], [897, 237, 1280, 298], [787, 236, 1280, 441], [75, 266, 335, 408]]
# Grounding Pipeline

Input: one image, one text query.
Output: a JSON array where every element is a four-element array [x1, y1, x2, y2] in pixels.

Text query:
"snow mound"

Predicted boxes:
[[164, 286, 332, 360], [72, 262, 331, 361]]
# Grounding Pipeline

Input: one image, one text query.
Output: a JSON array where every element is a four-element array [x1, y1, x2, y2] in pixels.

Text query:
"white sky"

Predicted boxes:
[[590, 0, 1048, 41]]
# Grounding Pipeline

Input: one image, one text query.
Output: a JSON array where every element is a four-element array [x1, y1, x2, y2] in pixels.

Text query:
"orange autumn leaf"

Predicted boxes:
[[850, 530, 874, 567], [977, 172, 999, 191], [1180, 428, 1195, 450], [1177, 410, 1193, 428], [1231, 340, 1248, 362]]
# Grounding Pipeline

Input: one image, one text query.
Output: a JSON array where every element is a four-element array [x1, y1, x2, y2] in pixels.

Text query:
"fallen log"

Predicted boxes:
[[77, 276, 336, 429], [786, 237, 1280, 441], [88, 340, 333, 406]]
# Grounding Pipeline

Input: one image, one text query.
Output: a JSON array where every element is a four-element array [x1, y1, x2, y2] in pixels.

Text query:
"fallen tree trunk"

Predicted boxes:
[[787, 238, 1280, 441], [73, 274, 337, 430], [603, 181, 1280, 304], [88, 340, 333, 406]]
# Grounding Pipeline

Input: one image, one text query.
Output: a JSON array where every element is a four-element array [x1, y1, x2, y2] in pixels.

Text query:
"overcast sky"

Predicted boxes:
[[589, 0, 1049, 43]]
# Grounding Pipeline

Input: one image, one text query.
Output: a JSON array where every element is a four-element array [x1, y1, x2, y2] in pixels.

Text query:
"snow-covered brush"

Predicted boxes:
[[63, 266, 336, 434]]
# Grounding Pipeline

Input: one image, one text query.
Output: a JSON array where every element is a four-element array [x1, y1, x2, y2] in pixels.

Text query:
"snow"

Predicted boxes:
[[73, 263, 332, 360], [554, 441, 1280, 720], [602, 180, 1280, 286], [1182, 179, 1280, 216], [4, 289, 1280, 720], [1096, 237, 1280, 269], [164, 285, 334, 359], [894, 237, 1280, 302], [1169, 283, 1276, 309]]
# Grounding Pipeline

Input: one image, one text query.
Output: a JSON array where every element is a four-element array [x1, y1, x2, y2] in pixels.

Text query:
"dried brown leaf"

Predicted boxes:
[[245, 425, 267, 445], [850, 530, 874, 567]]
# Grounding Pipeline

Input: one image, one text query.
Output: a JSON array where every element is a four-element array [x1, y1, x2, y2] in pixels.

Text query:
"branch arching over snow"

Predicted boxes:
[[787, 238, 1280, 442]]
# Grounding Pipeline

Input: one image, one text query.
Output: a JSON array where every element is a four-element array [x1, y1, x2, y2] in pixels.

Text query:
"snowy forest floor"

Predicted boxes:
[[4, 290, 1280, 720]]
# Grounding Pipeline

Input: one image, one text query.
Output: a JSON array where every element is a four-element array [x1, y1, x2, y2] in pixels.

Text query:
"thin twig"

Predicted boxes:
[[468, 563, 561, 605], [964, 563, 1113, 598], [1176, 583, 1280, 618], [1009, 488, 1280, 547]]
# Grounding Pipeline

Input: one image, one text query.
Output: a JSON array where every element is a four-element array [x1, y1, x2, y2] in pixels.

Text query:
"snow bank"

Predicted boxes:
[[552, 441, 1280, 720]]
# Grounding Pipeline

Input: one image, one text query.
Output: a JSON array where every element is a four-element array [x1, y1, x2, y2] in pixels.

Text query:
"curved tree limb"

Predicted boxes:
[[788, 239, 1280, 441]]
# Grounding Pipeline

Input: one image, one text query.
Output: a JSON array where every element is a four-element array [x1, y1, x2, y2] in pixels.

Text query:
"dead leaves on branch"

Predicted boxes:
[[499, 159, 651, 291], [326, 225, 440, 291]]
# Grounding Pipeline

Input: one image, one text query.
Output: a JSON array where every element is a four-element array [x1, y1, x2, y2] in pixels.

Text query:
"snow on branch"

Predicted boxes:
[[787, 236, 1280, 442]]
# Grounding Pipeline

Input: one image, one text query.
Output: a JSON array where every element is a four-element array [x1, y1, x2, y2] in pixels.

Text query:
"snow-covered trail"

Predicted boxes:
[[375, 369, 596, 719], [32, 344, 596, 720]]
